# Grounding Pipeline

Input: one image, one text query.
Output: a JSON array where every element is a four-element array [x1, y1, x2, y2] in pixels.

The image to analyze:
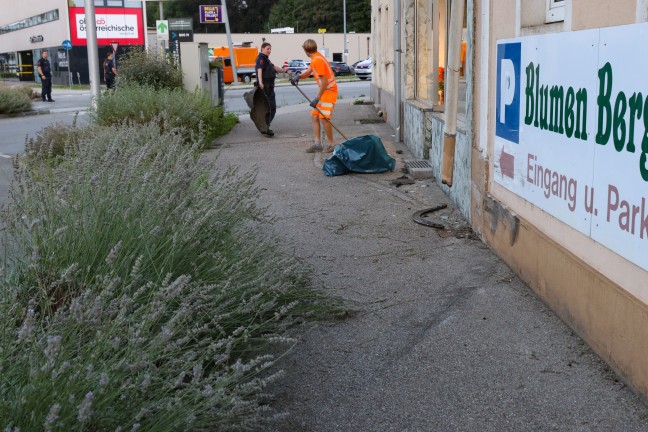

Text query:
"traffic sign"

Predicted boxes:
[[318, 28, 327, 33], [110, 41, 119, 53], [62, 40, 72, 51], [169, 18, 193, 30], [156, 20, 169, 41], [170, 30, 194, 43]]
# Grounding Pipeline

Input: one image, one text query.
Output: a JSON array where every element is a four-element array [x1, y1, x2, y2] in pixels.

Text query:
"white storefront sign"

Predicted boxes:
[[69, 7, 143, 45], [495, 23, 648, 271]]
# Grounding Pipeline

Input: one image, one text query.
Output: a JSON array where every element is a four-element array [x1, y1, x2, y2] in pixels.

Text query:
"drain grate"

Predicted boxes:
[[405, 159, 434, 179]]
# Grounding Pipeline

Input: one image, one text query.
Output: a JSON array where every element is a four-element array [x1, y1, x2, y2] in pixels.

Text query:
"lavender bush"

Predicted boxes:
[[91, 84, 237, 147], [0, 120, 336, 430], [0, 87, 32, 114]]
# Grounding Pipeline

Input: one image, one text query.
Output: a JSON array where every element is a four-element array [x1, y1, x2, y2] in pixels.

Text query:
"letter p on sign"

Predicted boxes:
[[500, 59, 515, 124], [495, 42, 521, 144]]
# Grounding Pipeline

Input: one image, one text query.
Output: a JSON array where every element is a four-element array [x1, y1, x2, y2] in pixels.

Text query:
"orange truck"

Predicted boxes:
[[209, 44, 258, 84]]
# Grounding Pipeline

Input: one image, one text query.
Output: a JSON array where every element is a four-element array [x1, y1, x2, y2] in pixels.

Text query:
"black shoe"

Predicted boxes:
[[265, 129, 274, 137], [47, 99, 55, 102]]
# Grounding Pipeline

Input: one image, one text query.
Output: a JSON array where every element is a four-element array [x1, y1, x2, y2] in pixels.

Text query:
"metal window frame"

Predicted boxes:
[[546, 0, 565, 23]]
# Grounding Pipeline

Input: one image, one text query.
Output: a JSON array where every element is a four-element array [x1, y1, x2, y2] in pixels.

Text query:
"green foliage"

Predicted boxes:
[[0, 88, 32, 114], [147, 0, 280, 33], [91, 84, 234, 146], [118, 48, 183, 90], [1, 120, 339, 430], [268, 0, 371, 33], [147, 0, 370, 33]]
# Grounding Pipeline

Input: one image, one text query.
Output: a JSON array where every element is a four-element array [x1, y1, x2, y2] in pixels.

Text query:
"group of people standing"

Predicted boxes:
[[255, 38, 338, 153]]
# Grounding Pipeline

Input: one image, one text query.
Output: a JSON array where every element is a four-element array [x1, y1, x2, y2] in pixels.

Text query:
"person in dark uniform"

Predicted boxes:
[[103, 52, 118, 90], [36, 50, 54, 102], [255, 42, 287, 137]]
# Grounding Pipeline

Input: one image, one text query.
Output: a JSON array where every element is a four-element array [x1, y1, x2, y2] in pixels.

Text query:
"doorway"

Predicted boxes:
[[18, 50, 34, 81]]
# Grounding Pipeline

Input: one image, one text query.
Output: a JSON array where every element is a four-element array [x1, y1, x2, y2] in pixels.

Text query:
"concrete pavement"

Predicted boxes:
[[211, 99, 648, 431]]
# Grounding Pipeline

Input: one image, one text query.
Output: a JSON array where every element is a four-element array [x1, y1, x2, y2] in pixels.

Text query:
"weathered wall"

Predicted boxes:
[[403, 100, 433, 159], [429, 116, 471, 221], [475, 0, 648, 401]]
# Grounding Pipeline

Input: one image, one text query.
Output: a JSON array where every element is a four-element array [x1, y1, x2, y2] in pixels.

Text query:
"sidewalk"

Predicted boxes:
[[212, 100, 648, 431]]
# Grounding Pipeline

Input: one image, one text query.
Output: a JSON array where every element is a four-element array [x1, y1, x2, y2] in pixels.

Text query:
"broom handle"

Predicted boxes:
[[294, 83, 349, 141]]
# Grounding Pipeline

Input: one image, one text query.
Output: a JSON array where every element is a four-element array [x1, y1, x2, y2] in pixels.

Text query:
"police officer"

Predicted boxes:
[[104, 52, 118, 90], [37, 50, 54, 102], [255, 42, 286, 137]]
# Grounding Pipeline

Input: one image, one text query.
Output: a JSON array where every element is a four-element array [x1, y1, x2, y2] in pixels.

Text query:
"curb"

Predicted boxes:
[[0, 107, 87, 119]]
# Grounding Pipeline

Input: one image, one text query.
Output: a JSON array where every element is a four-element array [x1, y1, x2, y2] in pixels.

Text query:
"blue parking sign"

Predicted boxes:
[[62, 40, 72, 51]]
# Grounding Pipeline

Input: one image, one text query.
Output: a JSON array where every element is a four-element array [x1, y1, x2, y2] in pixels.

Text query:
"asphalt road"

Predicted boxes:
[[223, 80, 371, 113], [0, 81, 370, 156]]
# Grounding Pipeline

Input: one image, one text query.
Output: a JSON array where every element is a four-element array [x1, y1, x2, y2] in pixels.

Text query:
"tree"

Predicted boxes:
[[268, 0, 370, 33], [147, 0, 280, 33], [147, 0, 370, 34]]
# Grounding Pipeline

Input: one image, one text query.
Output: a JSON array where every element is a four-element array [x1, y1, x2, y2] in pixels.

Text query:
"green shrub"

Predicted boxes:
[[1, 120, 337, 430], [0, 88, 32, 114], [118, 48, 183, 90], [92, 84, 235, 146]]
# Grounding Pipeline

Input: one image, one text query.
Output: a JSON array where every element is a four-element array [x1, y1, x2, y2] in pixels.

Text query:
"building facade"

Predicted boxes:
[[0, 0, 145, 85], [372, 0, 648, 401]]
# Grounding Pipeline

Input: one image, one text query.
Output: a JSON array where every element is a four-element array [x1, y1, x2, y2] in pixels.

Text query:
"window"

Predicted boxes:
[[546, 0, 565, 23], [67, 0, 142, 7], [414, 0, 434, 101], [0, 10, 59, 35]]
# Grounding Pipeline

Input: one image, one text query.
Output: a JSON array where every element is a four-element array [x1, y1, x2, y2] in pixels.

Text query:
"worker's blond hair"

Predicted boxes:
[[302, 39, 318, 54]]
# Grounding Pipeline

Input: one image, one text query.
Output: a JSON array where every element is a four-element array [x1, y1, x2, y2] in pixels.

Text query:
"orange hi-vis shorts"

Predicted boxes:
[[312, 90, 338, 119], [310, 52, 338, 119]]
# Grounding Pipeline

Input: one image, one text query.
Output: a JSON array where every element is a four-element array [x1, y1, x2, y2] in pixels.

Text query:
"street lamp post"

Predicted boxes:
[[85, 0, 100, 106]]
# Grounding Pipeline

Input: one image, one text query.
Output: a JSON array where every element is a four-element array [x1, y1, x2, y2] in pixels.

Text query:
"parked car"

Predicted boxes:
[[329, 61, 353, 76], [354, 57, 372, 80], [351, 59, 364, 68], [286, 59, 311, 75]]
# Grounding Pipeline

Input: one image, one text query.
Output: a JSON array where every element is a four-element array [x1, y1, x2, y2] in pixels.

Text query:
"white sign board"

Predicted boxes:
[[74, 13, 139, 41], [495, 23, 648, 272]]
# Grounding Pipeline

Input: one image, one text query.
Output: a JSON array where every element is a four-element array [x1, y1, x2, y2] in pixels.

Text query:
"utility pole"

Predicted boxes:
[[222, 0, 239, 85], [85, 0, 100, 107], [159, 1, 164, 20]]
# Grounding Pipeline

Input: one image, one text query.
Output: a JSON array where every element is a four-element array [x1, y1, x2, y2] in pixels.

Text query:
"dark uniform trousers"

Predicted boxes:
[[262, 83, 277, 127], [41, 77, 52, 101]]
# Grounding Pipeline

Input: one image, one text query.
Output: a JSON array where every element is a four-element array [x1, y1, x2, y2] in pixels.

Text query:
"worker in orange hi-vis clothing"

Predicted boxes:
[[291, 39, 339, 153]]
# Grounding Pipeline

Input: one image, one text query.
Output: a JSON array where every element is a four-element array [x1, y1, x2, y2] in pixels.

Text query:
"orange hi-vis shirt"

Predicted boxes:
[[310, 52, 338, 118]]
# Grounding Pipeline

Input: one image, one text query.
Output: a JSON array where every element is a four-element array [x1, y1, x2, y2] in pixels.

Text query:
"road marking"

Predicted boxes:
[[0, 153, 13, 159]]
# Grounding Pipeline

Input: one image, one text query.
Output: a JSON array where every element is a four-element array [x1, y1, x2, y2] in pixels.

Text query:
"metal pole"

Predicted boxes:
[[85, 0, 100, 107], [222, 0, 239, 85], [343, 0, 347, 60], [142, 1, 149, 50], [342, 0, 348, 63], [159, 1, 164, 20]]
